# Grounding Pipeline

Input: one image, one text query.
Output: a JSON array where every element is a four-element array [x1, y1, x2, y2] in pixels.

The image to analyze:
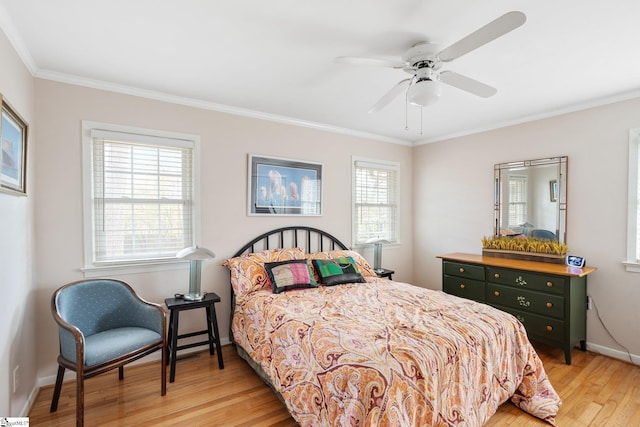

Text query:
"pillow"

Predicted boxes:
[[265, 260, 318, 293], [312, 257, 366, 286], [306, 250, 377, 281], [222, 247, 306, 297]]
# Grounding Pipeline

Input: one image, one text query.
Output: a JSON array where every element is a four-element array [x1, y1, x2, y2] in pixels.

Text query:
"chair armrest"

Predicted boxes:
[[52, 308, 85, 364]]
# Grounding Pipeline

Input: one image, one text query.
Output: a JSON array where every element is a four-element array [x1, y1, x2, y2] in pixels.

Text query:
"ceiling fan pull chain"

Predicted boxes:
[[420, 106, 424, 135], [404, 92, 409, 131]]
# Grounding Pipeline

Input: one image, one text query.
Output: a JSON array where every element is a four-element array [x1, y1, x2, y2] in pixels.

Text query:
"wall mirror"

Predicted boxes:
[[494, 156, 568, 243]]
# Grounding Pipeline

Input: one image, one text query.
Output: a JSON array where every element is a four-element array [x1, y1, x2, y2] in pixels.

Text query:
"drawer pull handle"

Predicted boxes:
[[494, 273, 500, 279], [460, 284, 465, 289], [459, 267, 465, 273], [546, 281, 553, 287], [546, 302, 553, 308], [546, 325, 553, 332], [494, 291, 500, 297]]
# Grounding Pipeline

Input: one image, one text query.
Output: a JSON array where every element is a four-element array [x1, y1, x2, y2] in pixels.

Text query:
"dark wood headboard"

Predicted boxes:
[[228, 226, 349, 340], [230, 226, 348, 258]]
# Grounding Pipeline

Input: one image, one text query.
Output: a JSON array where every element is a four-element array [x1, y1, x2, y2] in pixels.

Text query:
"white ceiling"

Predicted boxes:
[[1, 0, 640, 145]]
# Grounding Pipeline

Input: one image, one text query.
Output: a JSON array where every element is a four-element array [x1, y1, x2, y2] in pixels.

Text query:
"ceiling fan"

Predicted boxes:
[[335, 11, 526, 114]]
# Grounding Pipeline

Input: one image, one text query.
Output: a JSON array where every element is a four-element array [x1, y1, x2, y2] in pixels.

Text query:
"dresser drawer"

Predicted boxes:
[[486, 267, 565, 295], [486, 284, 564, 319], [444, 261, 485, 281], [495, 305, 565, 344], [443, 276, 485, 301]]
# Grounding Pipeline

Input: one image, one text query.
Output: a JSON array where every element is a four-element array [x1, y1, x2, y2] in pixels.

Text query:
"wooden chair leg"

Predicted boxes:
[[119, 366, 124, 380], [50, 365, 66, 412], [76, 372, 84, 427]]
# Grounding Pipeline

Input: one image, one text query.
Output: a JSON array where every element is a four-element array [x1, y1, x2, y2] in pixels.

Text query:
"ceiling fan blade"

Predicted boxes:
[[334, 56, 407, 69], [438, 11, 526, 62], [439, 71, 497, 97], [368, 79, 411, 113]]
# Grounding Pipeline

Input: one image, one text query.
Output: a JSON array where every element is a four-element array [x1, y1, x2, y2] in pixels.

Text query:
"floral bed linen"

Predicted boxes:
[[232, 279, 561, 426]]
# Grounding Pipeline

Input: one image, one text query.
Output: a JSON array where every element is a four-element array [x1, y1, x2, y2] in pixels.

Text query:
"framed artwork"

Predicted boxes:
[[248, 154, 323, 216], [0, 96, 28, 195]]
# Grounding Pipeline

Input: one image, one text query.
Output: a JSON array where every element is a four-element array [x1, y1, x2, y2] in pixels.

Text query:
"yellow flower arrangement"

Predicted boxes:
[[481, 235, 568, 255]]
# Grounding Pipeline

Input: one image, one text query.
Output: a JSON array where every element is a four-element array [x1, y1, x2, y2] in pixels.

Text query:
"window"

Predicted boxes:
[[507, 174, 527, 228], [82, 121, 200, 272], [625, 128, 640, 272], [352, 157, 399, 245]]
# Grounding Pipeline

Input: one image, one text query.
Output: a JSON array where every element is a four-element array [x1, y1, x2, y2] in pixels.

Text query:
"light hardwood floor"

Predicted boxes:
[[29, 342, 640, 426]]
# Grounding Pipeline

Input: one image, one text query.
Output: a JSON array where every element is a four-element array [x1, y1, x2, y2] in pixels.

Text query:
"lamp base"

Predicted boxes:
[[183, 293, 204, 301]]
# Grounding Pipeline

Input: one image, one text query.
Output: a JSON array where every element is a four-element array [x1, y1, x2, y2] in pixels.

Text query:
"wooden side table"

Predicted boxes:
[[375, 268, 395, 280], [165, 292, 224, 382]]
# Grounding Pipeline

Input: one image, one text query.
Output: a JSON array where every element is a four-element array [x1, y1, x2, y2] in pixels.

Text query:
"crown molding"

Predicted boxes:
[[0, 2, 37, 73], [414, 89, 640, 145], [35, 69, 412, 147]]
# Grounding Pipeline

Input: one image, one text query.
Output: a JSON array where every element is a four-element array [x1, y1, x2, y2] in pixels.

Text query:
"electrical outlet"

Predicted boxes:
[[587, 296, 593, 310], [13, 365, 19, 393]]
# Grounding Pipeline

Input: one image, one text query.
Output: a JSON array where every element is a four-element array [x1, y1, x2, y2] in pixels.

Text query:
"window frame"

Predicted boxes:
[[81, 120, 201, 276], [507, 174, 528, 229], [351, 156, 400, 247], [625, 127, 640, 272]]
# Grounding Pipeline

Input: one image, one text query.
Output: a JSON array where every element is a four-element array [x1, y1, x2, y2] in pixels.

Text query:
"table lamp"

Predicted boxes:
[[176, 246, 215, 301]]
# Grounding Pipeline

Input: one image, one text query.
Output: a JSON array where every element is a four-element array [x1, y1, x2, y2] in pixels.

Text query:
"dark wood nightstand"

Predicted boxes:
[[165, 292, 224, 382], [375, 268, 395, 280]]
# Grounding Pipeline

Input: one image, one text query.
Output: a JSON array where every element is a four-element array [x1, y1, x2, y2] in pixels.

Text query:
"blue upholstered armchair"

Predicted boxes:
[[530, 229, 558, 240], [50, 279, 166, 427]]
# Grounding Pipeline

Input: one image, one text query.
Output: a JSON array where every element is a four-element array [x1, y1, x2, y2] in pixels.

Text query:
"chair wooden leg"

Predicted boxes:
[[76, 372, 84, 427], [50, 365, 66, 412], [119, 366, 124, 380]]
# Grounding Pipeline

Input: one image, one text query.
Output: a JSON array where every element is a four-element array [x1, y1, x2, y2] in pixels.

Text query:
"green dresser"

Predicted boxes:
[[438, 253, 596, 365]]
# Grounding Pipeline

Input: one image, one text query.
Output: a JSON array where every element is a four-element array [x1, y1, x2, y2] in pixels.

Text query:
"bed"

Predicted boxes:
[[223, 226, 561, 426]]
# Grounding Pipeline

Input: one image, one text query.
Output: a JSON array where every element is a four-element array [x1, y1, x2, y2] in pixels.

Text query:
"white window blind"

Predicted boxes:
[[508, 175, 527, 228], [352, 159, 399, 245], [86, 127, 196, 266]]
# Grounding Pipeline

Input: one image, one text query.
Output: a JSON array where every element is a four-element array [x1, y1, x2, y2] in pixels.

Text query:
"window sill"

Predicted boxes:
[[622, 261, 640, 273], [352, 242, 401, 250], [82, 259, 188, 277]]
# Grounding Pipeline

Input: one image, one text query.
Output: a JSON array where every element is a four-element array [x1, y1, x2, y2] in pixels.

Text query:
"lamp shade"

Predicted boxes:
[[407, 79, 442, 107], [176, 246, 215, 260]]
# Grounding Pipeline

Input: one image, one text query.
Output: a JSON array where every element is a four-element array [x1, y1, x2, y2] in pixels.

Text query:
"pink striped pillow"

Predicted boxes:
[[265, 260, 318, 293]]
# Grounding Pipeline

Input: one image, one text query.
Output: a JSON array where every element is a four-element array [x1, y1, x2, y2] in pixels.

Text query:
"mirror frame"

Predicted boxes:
[[494, 156, 568, 243]]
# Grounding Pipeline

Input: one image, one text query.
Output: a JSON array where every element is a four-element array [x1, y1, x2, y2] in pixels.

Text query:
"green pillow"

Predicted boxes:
[[312, 257, 366, 286]]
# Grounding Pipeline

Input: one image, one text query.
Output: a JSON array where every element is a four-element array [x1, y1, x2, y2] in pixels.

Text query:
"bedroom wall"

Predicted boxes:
[[33, 79, 414, 384], [0, 27, 37, 415], [413, 96, 640, 362]]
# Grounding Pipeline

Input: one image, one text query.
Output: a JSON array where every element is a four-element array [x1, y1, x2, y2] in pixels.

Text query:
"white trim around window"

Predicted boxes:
[[351, 156, 400, 247], [625, 128, 640, 272], [81, 120, 201, 276]]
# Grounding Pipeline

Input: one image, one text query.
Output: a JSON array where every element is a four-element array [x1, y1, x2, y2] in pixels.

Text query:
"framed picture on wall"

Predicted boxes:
[[248, 154, 323, 216], [0, 96, 28, 195]]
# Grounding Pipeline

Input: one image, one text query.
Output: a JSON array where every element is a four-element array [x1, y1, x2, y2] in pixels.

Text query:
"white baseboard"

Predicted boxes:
[[18, 385, 40, 417], [586, 342, 640, 365]]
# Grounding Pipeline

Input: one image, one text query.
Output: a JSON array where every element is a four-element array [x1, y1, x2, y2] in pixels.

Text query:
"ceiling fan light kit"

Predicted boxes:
[[336, 10, 527, 128], [407, 79, 441, 107]]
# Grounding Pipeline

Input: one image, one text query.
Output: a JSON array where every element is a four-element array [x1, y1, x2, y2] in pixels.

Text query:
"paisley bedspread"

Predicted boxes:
[[232, 279, 561, 426]]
